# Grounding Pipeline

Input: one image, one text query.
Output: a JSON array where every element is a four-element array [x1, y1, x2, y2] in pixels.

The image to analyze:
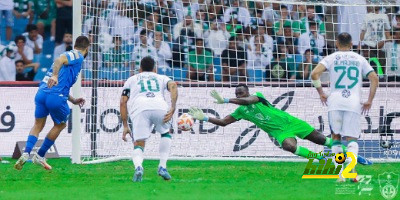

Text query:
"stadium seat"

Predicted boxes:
[[213, 58, 222, 81], [158, 67, 173, 78], [173, 68, 187, 81], [247, 69, 265, 82]]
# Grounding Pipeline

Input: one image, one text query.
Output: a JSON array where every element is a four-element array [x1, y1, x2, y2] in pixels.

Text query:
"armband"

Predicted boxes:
[[312, 79, 322, 88], [122, 89, 130, 97]]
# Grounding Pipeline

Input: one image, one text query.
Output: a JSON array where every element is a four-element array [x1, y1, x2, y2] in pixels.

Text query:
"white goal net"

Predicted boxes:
[[72, 0, 400, 164]]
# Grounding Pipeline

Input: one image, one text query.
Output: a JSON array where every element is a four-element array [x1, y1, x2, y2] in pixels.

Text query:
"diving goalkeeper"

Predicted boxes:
[[189, 84, 370, 163]]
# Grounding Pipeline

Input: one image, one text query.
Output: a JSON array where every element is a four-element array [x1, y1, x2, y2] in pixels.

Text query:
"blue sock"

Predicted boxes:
[[37, 137, 55, 157], [24, 135, 38, 154]]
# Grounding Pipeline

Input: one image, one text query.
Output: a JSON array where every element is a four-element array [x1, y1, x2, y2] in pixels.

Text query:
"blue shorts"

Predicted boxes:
[[34, 90, 70, 124], [0, 10, 14, 27]]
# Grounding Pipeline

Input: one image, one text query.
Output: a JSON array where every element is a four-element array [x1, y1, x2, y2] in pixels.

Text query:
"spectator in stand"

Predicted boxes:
[[223, 0, 251, 27], [207, 0, 224, 22], [53, 32, 73, 61], [172, 15, 202, 67], [267, 44, 296, 81], [297, 49, 315, 80], [0, 46, 16, 81], [103, 35, 131, 68], [132, 30, 157, 72], [383, 28, 400, 82], [274, 5, 301, 38], [247, 35, 273, 71], [15, 60, 39, 81], [23, 24, 43, 62], [337, 0, 367, 47], [55, 0, 72, 44], [153, 31, 172, 69], [174, 0, 199, 22], [300, 5, 326, 35], [0, 0, 14, 42], [195, 10, 209, 31], [13, 0, 33, 37], [298, 22, 325, 57], [110, 2, 135, 42], [276, 24, 298, 55], [360, 6, 391, 68], [204, 21, 230, 57], [249, 26, 273, 53], [31, 0, 56, 41], [221, 36, 247, 82], [392, 14, 400, 29], [188, 38, 214, 81], [14, 35, 33, 65]]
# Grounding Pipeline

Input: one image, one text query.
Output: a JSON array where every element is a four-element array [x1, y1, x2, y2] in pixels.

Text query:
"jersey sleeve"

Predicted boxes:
[[122, 78, 132, 90], [63, 51, 82, 65], [319, 55, 331, 71], [230, 107, 243, 120], [361, 58, 374, 78]]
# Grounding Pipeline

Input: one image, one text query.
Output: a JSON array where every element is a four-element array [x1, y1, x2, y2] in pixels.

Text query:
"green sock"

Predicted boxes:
[[324, 138, 332, 148], [294, 146, 323, 160], [326, 138, 347, 153]]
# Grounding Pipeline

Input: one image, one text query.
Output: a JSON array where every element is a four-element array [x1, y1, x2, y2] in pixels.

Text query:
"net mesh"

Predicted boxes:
[[78, 0, 400, 163]]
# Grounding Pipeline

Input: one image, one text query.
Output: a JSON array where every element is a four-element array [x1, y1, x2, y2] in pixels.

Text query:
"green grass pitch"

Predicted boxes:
[[1, 158, 399, 200]]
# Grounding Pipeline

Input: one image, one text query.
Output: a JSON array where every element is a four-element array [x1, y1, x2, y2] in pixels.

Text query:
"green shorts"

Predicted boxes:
[[272, 118, 315, 146]]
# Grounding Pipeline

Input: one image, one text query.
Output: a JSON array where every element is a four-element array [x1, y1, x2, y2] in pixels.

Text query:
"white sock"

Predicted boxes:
[[132, 147, 144, 169], [347, 141, 359, 167], [159, 136, 172, 168], [332, 144, 343, 176]]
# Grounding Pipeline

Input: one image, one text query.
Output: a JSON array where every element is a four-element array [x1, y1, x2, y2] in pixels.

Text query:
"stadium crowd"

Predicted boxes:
[[0, 0, 400, 82]]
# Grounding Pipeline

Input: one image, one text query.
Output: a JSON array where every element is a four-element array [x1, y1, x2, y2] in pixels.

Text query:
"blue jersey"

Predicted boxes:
[[39, 50, 84, 96]]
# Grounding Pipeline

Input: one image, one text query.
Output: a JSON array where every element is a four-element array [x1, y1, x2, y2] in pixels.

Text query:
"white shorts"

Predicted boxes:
[[131, 110, 171, 141], [328, 110, 361, 138]]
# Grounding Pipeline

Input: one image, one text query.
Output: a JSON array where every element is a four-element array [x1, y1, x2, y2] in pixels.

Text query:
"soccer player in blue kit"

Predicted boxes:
[[14, 36, 90, 170]]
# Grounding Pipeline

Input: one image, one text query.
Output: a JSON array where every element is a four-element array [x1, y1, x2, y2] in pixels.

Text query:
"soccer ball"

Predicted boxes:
[[335, 153, 346, 164], [177, 113, 194, 131]]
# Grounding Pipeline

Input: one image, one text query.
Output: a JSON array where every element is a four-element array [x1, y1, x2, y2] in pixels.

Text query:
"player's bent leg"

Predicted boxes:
[[345, 137, 359, 182], [133, 140, 145, 182], [34, 122, 66, 170], [158, 133, 172, 181], [304, 130, 331, 146], [14, 117, 47, 170]]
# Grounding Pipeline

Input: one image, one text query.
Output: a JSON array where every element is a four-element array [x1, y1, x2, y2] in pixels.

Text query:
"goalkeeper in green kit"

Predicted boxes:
[[189, 84, 371, 164]]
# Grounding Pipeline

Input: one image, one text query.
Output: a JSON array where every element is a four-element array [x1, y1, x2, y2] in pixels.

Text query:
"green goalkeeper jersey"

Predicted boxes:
[[230, 92, 300, 135]]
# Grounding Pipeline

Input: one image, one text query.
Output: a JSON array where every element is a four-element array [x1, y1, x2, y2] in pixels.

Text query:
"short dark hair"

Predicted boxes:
[[306, 5, 315, 10], [140, 56, 155, 72], [309, 21, 317, 28], [74, 36, 90, 49], [64, 32, 72, 36], [196, 38, 204, 44], [26, 24, 38, 32], [113, 35, 122, 43], [304, 49, 313, 55], [229, 36, 236, 42], [140, 29, 147, 36], [15, 35, 26, 43], [15, 60, 24, 66], [280, 5, 288, 10], [236, 84, 249, 91], [337, 32, 352, 46]]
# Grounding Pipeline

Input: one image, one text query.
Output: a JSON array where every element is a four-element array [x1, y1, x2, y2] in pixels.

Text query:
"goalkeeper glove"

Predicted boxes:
[[210, 90, 229, 104], [188, 107, 209, 121]]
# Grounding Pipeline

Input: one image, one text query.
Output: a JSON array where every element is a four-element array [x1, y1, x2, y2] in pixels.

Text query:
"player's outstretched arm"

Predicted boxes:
[[164, 81, 178, 123], [311, 63, 328, 105], [120, 89, 131, 141], [48, 54, 69, 88], [189, 107, 237, 127], [362, 71, 379, 115], [210, 90, 259, 105]]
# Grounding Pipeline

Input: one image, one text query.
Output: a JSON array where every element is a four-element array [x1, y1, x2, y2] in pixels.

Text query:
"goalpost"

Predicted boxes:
[[71, 0, 400, 164]]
